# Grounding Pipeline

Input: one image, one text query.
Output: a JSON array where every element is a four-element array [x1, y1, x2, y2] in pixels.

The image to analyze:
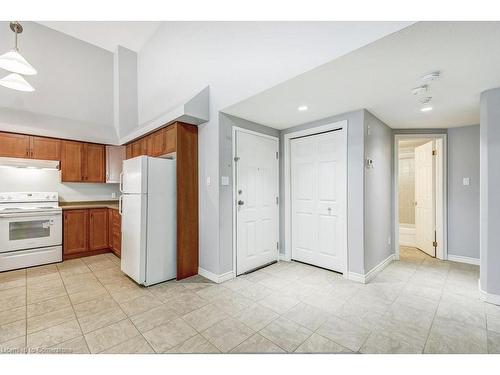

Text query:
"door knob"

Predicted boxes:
[[238, 200, 244, 206]]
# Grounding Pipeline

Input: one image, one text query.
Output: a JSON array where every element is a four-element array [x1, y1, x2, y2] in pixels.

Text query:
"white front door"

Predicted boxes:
[[290, 129, 346, 273], [415, 140, 436, 256], [235, 130, 279, 275]]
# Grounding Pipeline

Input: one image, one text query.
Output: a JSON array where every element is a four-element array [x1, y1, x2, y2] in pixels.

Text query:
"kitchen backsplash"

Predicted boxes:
[[0, 167, 120, 202]]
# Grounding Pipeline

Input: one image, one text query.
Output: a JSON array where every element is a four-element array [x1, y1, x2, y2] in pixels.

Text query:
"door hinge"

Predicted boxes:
[[432, 149, 437, 156], [276, 196, 279, 205], [276, 151, 279, 159], [276, 242, 279, 250], [234, 156, 240, 162], [433, 240, 438, 248]]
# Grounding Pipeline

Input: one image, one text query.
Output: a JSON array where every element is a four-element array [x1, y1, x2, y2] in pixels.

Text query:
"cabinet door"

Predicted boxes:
[[63, 210, 88, 255], [0, 132, 30, 158], [130, 139, 144, 158], [85, 143, 106, 182], [108, 208, 114, 249], [105, 145, 125, 183], [89, 208, 108, 251], [61, 141, 84, 182], [111, 209, 121, 257], [164, 126, 177, 154], [30, 136, 61, 160], [125, 144, 133, 159], [149, 129, 166, 156]]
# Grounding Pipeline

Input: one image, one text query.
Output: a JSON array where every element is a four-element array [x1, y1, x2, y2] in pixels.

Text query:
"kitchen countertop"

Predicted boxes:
[[59, 200, 119, 210]]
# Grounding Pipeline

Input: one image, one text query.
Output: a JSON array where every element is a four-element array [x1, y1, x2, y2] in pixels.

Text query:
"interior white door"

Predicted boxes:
[[236, 130, 279, 275], [291, 129, 346, 273], [415, 140, 436, 256]]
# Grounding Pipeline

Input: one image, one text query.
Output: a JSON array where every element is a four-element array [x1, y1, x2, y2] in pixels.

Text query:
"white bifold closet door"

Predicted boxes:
[[235, 130, 279, 275], [415, 140, 436, 257], [290, 129, 346, 273]]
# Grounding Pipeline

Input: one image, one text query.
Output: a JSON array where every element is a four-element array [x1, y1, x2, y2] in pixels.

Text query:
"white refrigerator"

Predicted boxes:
[[119, 156, 176, 286]]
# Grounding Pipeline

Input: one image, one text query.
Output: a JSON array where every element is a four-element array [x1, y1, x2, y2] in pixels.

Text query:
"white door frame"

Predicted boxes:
[[232, 126, 280, 275], [283, 120, 349, 277], [394, 134, 447, 260]]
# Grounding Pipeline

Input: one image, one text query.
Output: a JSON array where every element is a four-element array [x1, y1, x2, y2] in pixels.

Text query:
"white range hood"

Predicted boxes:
[[0, 157, 60, 170]]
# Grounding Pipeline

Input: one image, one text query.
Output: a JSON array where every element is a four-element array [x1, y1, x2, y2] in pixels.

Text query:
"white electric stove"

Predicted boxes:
[[0, 192, 62, 272]]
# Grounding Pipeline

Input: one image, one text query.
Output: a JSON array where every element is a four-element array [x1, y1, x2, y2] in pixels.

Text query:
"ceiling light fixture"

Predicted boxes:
[[0, 72, 35, 92], [419, 96, 432, 104], [420, 106, 433, 112], [411, 85, 428, 96], [298, 105, 308, 111], [420, 71, 440, 82], [0, 22, 36, 92]]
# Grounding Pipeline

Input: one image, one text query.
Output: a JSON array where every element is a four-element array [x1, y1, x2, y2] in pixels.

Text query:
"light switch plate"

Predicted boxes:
[[463, 177, 470, 186], [221, 176, 229, 186]]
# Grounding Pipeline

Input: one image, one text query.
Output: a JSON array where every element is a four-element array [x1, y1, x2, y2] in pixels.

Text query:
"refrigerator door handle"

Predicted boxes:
[[119, 195, 123, 215], [119, 172, 124, 193]]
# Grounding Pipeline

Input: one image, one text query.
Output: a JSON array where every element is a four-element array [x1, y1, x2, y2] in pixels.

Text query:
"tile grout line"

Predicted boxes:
[[88, 254, 160, 353], [420, 261, 449, 354], [57, 261, 92, 353]]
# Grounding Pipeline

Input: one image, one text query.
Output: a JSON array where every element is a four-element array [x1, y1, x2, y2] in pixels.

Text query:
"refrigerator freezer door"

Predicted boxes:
[[122, 156, 148, 194], [144, 157, 177, 285], [120, 193, 147, 284]]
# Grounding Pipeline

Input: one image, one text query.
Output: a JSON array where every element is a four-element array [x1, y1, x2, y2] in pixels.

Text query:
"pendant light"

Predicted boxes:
[[0, 22, 36, 92], [0, 72, 35, 92]]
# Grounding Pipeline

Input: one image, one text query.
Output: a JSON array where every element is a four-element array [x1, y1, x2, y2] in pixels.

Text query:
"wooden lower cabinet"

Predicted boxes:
[[89, 208, 108, 250], [108, 208, 121, 258], [63, 209, 88, 256], [63, 208, 116, 259]]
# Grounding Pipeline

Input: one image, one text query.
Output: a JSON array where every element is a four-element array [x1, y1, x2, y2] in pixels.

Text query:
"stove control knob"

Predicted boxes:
[[46, 195, 50, 199], [7, 196, 12, 200]]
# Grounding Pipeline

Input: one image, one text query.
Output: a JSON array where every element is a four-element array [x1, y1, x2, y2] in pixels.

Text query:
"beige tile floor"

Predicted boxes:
[[1, 247, 499, 354]]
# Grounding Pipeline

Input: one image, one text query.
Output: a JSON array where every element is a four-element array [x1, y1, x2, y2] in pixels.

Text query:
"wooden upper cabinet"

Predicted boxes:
[[30, 136, 61, 160], [63, 209, 88, 255], [164, 125, 177, 154], [0, 132, 30, 158], [84, 143, 106, 182], [148, 129, 166, 156], [61, 141, 105, 182], [129, 138, 146, 158], [61, 141, 84, 182], [88, 208, 108, 251]]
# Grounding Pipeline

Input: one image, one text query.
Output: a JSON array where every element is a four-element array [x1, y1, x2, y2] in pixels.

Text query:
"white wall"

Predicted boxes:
[[448, 125, 480, 259], [0, 21, 116, 144], [0, 168, 120, 202], [363, 111, 393, 272], [137, 21, 410, 275]]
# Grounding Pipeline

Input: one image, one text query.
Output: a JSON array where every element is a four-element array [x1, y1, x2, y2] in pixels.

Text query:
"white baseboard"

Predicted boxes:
[[347, 272, 366, 283], [479, 281, 500, 306], [198, 268, 235, 284], [447, 254, 480, 265], [348, 254, 395, 284]]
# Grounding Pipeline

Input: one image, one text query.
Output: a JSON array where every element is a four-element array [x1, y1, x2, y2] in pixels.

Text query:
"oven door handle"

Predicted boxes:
[[0, 212, 62, 218]]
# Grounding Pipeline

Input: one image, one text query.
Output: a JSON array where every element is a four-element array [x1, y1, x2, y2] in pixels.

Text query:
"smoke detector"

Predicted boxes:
[[411, 85, 428, 96], [420, 71, 441, 82], [419, 96, 432, 104]]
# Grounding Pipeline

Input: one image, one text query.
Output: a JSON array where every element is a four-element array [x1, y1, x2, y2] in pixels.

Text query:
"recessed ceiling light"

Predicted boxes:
[[420, 71, 440, 82], [420, 106, 433, 112], [298, 105, 308, 111]]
